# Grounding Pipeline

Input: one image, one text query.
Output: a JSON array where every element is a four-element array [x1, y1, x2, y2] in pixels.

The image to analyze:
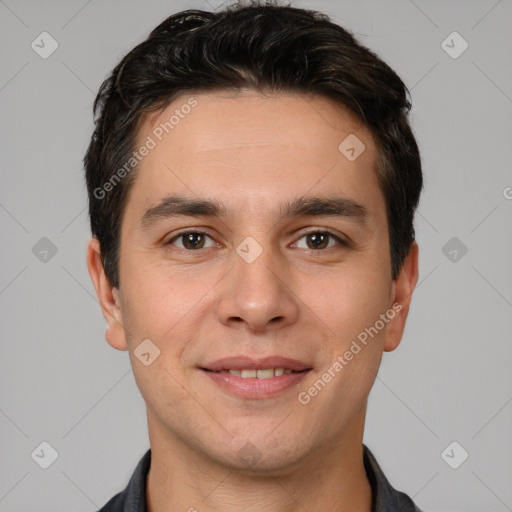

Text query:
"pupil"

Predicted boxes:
[[185, 233, 203, 249], [309, 233, 327, 249]]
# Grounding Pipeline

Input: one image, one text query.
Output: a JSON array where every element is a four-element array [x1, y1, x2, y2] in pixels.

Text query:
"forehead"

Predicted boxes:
[[140, 89, 373, 157], [128, 90, 384, 221]]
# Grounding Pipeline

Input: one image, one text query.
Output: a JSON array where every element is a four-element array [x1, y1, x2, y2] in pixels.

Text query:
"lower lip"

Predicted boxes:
[[201, 369, 311, 399]]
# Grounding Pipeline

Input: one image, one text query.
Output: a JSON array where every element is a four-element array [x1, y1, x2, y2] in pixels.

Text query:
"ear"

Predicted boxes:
[[86, 237, 128, 351], [383, 241, 419, 352]]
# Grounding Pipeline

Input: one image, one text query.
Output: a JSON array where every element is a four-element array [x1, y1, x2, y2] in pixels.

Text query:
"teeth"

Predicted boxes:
[[224, 367, 290, 378], [256, 368, 274, 379]]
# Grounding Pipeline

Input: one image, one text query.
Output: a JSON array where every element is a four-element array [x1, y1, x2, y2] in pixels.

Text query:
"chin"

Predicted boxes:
[[205, 434, 310, 476]]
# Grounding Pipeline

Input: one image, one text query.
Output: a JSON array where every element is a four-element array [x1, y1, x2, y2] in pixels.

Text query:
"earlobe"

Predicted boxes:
[[86, 237, 129, 351], [383, 241, 419, 353]]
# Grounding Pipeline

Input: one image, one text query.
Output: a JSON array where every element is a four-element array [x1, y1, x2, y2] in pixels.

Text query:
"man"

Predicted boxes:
[[85, 2, 423, 511]]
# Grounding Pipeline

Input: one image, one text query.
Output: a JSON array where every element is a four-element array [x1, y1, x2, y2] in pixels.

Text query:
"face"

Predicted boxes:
[[88, 90, 418, 473]]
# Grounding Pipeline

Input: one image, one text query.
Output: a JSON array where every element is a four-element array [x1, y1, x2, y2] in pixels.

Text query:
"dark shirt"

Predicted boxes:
[[97, 444, 422, 511]]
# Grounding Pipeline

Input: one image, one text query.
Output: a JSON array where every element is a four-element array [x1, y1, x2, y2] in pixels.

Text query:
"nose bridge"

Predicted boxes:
[[216, 233, 299, 332]]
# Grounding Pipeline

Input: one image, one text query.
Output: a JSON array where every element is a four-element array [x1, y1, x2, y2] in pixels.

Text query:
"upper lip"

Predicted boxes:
[[201, 356, 312, 372]]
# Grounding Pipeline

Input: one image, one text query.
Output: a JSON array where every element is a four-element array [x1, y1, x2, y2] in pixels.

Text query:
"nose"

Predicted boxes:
[[216, 241, 300, 333]]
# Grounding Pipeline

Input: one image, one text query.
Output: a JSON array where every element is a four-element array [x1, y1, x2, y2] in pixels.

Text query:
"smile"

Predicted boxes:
[[200, 367, 312, 399], [207, 368, 297, 378]]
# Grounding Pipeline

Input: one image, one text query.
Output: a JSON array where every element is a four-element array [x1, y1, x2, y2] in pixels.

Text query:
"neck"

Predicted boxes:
[[145, 410, 372, 512]]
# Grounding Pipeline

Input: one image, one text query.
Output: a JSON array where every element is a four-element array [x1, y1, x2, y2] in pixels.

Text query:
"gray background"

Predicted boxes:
[[1, 0, 511, 510]]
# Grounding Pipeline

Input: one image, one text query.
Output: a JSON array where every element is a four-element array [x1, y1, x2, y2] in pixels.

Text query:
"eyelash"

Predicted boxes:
[[165, 228, 349, 252]]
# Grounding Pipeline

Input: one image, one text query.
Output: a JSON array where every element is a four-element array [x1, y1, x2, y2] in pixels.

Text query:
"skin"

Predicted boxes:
[[87, 89, 418, 512]]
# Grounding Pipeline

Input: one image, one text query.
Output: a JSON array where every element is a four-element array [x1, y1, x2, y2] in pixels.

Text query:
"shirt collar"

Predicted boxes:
[[363, 445, 422, 512]]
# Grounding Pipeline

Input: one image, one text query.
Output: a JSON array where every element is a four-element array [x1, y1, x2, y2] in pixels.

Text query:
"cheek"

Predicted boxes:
[[311, 263, 390, 332], [120, 259, 224, 366], [119, 265, 182, 349]]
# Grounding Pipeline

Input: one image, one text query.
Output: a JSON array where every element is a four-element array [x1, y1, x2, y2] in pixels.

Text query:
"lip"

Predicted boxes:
[[201, 367, 312, 399], [201, 355, 311, 372], [199, 356, 313, 399]]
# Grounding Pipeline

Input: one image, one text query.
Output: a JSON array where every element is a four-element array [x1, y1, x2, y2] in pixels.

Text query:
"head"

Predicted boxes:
[[86, 3, 421, 471]]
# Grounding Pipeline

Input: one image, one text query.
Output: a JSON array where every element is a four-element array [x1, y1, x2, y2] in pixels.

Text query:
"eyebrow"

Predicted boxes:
[[138, 193, 368, 229]]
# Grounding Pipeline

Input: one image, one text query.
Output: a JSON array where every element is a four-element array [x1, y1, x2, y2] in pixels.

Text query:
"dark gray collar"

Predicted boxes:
[[363, 445, 423, 511]]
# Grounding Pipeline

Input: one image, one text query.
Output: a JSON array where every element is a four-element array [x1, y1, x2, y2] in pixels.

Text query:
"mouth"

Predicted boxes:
[[201, 367, 310, 378], [198, 356, 313, 399]]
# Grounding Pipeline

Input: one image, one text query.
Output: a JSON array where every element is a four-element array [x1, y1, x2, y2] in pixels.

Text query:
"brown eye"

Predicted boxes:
[[294, 231, 346, 251], [306, 232, 329, 249], [168, 231, 215, 250]]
